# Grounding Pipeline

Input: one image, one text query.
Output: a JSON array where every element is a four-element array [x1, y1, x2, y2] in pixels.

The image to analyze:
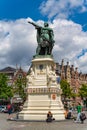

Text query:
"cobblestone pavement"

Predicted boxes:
[[0, 112, 87, 130]]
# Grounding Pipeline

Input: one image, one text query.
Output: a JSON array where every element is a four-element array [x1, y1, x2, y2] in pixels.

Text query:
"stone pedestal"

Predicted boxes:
[[19, 56, 65, 121]]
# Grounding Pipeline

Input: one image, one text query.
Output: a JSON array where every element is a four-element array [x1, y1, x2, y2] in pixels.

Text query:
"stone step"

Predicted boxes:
[[20, 110, 64, 114], [25, 101, 63, 107], [23, 106, 63, 110], [27, 101, 62, 104], [23, 104, 63, 109], [19, 113, 65, 120]]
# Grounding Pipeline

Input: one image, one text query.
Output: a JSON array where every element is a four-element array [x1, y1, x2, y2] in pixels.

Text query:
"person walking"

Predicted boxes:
[[75, 102, 82, 123], [7, 103, 13, 119]]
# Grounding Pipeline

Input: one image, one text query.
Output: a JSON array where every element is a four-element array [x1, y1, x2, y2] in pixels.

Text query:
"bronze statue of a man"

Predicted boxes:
[[28, 21, 55, 55]]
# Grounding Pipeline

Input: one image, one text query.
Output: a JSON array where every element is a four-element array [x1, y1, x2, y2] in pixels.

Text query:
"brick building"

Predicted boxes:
[[0, 66, 27, 86], [0, 67, 16, 86], [56, 59, 87, 97]]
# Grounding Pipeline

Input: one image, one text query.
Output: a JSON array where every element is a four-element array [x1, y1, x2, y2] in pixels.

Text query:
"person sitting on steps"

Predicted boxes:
[[46, 111, 55, 122]]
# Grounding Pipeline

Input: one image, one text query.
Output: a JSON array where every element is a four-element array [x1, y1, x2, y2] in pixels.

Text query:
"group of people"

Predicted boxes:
[[75, 102, 86, 123], [46, 102, 87, 123], [6, 102, 23, 120], [64, 102, 86, 124], [6, 101, 87, 123]]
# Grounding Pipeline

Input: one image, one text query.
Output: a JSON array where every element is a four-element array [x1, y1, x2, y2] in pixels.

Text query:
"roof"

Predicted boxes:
[[0, 67, 16, 73]]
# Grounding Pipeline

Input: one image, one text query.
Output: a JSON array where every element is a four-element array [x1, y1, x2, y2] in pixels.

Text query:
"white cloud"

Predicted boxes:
[[76, 53, 87, 73], [0, 18, 37, 71], [39, 0, 87, 19], [52, 19, 87, 73], [0, 18, 87, 73]]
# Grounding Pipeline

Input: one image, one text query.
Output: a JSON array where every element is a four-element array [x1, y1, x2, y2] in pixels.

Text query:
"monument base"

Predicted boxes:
[[18, 56, 65, 121]]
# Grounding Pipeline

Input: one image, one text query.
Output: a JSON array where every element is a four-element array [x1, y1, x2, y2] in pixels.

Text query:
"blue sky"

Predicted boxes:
[[0, 0, 45, 20], [0, 0, 87, 28], [0, 0, 87, 73]]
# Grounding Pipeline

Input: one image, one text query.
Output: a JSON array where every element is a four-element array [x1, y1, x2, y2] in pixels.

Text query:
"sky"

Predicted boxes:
[[0, 0, 87, 73]]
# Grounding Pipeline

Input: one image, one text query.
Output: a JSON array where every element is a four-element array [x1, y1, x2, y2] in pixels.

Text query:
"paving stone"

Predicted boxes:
[[0, 112, 87, 130]]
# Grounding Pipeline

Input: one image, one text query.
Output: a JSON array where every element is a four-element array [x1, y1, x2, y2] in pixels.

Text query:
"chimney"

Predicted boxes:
[[61, 59, 64, 66], [67, 61, 69, 66]]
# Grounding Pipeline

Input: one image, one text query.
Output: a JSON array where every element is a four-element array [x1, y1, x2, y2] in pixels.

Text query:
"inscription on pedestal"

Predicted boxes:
[[28, 87, 60, 94]]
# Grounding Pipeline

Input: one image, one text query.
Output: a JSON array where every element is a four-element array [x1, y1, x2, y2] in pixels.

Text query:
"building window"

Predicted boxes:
[[18, 74, 22, 79], [73, 89, 76, 93], [7, 75, 12, 79], [8, 82, 12, 86]]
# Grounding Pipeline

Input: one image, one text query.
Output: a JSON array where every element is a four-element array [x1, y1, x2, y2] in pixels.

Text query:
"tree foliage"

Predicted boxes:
[[14, 76, 27, 102], [60, 79, 72, 99], [0, 73, 13, 99], [79, 84, 87, 98]]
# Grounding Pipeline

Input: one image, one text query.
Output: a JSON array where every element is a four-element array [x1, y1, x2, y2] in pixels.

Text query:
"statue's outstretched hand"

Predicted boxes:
[[28, 21, 32, 24]]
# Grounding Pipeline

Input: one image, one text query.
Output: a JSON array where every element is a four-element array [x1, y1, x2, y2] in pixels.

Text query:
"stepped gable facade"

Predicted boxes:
[[56, 59, 87, 95]]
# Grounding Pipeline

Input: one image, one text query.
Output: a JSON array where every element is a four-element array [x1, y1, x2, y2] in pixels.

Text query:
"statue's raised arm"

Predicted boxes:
[[28, 21, 41, 28]]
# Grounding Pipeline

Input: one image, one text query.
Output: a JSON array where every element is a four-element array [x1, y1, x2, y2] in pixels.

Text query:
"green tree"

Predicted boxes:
[[0, 73, 13, 99], [71, 92, 77, 100], [79, 84, 87, 98], [60, 79, 72, 100], [14, 76, 27, 102]]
